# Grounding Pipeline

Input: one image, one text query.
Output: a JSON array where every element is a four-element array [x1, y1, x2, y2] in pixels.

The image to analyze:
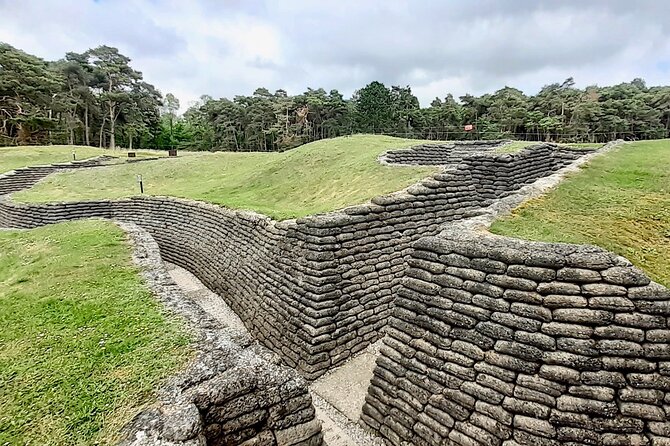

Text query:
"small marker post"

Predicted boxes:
[[137, 174, 144, 194], [72, 151, 76, 161]]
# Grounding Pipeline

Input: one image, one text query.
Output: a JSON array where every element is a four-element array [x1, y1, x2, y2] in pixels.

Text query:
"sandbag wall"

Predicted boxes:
[[0, 145, 592, 381], [460, 144, 590, 200], [0, 156, 116, 195], [0, 197, 336, 379], [380, 140, 508, 165], [0, 180, 487, 380], [362, 227, 670, 446], [120, 223, 323, 446]]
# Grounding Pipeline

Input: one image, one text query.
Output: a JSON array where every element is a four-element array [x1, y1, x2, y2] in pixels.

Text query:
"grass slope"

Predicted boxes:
[[0, 220, 190, 445], [491, 139, 670, 286], [16, 135, 439, 220], [0, 145, 165, 175]]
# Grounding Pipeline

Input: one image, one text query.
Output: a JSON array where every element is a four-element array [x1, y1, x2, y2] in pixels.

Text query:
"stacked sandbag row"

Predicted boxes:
[[0, 196, 337, 379], [551, 147, 598, 163], [460, 143, 611, 201], [461, 145, 570, 200], [114, 223, 323, 446], [381, 140, 508, 165], [362, 226, 670, 446], [124, 329, 323, 446], [0, 155, 116, 195]]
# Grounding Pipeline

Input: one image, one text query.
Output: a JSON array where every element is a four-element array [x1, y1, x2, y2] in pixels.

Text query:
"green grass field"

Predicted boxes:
[[15, 135, 439, 220], [491, 139, 670, 286], [0, 145, 166, 175], [0, 220, 190, 445]]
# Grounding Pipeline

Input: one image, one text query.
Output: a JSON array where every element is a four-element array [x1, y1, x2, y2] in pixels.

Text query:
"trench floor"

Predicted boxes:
[[165, 262, 383, 446]]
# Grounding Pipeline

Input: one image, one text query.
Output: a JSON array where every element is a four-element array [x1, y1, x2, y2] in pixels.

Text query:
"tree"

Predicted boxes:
[[5, 41, 670, 148], [161, 92, 180, 149], [390, 85, 421, 135], [487, 87, 529, 136], [86, 45, 141, 148], [121, 81, 162, 150], [0, 43, 62, 144], [354, 81, 393, 133]]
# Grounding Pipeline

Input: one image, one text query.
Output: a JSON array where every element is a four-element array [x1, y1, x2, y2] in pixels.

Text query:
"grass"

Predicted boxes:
[[15, 135, 439, 220], [564, 142, 603, 149], [495, 141, 539, 153], [0, 220, 191, 445], [0, 145, 166, 175], [491, 139, 670, 286]]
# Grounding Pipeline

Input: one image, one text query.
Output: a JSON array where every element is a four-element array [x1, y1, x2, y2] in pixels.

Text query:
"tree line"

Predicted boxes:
[[0, 43, 177, 149], [2, 43, 670, 151]]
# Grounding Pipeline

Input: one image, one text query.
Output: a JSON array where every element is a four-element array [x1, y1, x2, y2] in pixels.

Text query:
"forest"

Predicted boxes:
[[2, 42, 670, 151]]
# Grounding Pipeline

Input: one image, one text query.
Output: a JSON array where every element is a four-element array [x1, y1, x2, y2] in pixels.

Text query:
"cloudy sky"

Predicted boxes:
[[1, 0, 669, 109]]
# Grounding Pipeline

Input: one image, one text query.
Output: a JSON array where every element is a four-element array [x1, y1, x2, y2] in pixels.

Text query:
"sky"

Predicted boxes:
[[1, 0, 669, 110]]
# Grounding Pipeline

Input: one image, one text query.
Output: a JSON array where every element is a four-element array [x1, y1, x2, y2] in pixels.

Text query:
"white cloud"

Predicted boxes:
[[1, 0, 669, 110]]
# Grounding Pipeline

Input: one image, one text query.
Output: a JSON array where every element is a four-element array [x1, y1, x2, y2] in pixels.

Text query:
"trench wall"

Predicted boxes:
[[380, 140, 508, 165], [0, 155, 117, 195], [119, 224, 322, 446], [0, 144, 589, 380], [361, 220, 670, 444]]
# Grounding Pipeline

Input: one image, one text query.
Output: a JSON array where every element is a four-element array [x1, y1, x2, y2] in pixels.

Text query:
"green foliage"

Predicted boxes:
[[1, 43, 162, 149], [16, 135, 438, 219], [354, 81, 394, 133], [3, 41, 670, 151], [491, 140, 670, 286], [0, 220, 190, 445], [0, 43, 63, 144]]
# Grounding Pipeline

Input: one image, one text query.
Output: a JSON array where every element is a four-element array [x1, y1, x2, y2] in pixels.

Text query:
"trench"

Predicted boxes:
[[0, 141, 603, 445]]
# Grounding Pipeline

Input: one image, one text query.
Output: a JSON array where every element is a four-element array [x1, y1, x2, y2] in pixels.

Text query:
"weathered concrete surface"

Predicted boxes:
[[312, 393, 383, 446], [311, 341, 382, 422], [166, 263, 248, 334]]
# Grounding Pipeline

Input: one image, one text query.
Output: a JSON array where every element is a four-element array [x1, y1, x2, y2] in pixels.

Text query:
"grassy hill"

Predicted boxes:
[[491, 139, 670, 286], [0, 145, 164, 175], [0, 220, 190, 445], [14, 135, 439, 220]]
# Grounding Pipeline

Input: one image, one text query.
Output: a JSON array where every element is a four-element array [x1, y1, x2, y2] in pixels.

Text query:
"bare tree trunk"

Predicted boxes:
[[129, 134, 133, 150], [17, 122, 29, 144], [109, 102, 116, 149], [84, 104, 90, 146], [231, 129, 240, 151], [285, 105, 289, 134], [48, 108, 53, 144], [99, 116, 106, 148]]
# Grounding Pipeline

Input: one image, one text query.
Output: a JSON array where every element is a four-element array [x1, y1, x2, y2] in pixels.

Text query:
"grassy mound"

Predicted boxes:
[[0, 220, 190, 445], [15, 135, 439, 220], [491, 139, 670, 286], [0, 145, 164, 175]]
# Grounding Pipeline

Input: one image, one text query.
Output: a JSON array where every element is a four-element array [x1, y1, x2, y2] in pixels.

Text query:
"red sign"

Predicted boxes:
[[464, 124, 474, 132]]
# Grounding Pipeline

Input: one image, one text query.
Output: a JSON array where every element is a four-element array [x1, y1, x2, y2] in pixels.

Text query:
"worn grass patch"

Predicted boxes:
[[490, 140, 670, 286], [0, 145, 165, 175], [495, 141, 539, 153], [0, 220, 190, 445], [15, 135, 439, 220]]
